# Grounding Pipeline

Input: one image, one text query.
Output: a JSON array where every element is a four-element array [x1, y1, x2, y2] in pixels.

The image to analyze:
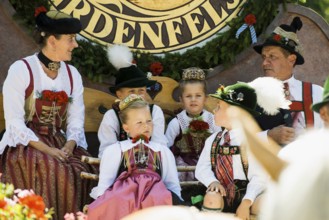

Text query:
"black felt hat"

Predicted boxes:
[[254, 17, 304, 65], [108, 44, 156, 94], [210, 82, 260, 117], [35, 8, 82, 34], [210, 77, 291, 117], [109, 65, 156, 94]]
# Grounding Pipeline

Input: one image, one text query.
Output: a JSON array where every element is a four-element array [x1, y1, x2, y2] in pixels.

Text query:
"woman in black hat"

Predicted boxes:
[[0, 7, 97, 219]]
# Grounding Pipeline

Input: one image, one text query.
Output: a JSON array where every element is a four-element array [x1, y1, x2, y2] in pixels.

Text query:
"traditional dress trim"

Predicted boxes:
[[289, 81, 314, 127]]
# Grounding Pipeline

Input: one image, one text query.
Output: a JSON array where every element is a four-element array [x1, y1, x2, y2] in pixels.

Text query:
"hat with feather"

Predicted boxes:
[[210, 77, 291, 117], [253, 17, 304, 65], [108, 45, 156, 94]]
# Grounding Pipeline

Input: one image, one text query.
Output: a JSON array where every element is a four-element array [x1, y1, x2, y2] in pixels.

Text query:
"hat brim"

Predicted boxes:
[[210, 94, 260, 117], [253, 41, 304, 65], [109, 77, 157, 94], [311, 99, 329, 113]]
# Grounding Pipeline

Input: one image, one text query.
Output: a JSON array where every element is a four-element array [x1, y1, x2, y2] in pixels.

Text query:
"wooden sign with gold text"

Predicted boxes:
[[51, 0, 246, 53]]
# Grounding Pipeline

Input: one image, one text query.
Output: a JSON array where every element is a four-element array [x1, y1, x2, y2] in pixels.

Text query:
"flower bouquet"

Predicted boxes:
[[0, 176, 53, 219], [186, 117, 211, 138], [37, 90, 72, 105]]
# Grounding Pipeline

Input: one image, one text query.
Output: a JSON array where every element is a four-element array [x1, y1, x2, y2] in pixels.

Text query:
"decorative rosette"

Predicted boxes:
[[236, 13, 257, 44]]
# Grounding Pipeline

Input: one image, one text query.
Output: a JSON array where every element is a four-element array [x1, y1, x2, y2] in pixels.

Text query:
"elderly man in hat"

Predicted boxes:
[[97, 45, 167, 158], [253, 17, 323, 145]]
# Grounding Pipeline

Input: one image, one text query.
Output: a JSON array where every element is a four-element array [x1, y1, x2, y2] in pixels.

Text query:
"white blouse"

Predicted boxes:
[[97, 104, 167, 158], [0, 54, 87, 154], [165, 109, 222, 148], [90, 139, 182, 200], [196, 129, 267, 203]]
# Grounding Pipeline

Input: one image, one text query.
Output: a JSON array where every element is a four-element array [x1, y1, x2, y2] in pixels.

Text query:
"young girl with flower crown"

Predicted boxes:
[[88, 94, 182, 220], [165, 67, 221, 183], [196, 77, 290, 219]]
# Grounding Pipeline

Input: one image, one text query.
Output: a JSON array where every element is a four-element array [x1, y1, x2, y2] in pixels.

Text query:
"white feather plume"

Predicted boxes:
[[107, 44, 133, 70], [248, 77, 291, 115]]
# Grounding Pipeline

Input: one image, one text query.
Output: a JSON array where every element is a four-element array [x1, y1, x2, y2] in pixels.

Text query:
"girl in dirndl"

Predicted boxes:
[[88, 94, 182, 220], [165, 67, 221, 182]]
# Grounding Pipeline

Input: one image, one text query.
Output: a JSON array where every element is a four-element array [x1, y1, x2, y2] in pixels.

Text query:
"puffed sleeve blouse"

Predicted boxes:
[[0, 54, 87, 154]]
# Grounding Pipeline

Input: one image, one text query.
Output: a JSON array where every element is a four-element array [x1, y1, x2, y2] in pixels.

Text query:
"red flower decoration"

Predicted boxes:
[[273, 34, 282, 42], [132, 134, 150, 143], [34, 6, 47, 17], [189, 120, 210, 132], [19, 194, 47, 219], [244, 14, 256, 26], [0, 199, 7, 209], [149, 62, 164, 76], [39, 90, 72, 105]]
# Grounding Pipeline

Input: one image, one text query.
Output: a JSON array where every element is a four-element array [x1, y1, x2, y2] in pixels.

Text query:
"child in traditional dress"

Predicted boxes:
[[196, 77, 290, 219], [88, 94, 182, 220], [165, 67, 221, 182], [97, 44, 167, 158]]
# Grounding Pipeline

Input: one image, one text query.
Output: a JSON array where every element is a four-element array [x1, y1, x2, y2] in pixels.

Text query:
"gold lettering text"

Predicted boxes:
[[85, 8, 113, 39], [164, 18, 183, 46], [183, 8, 211, 39], [113, 18, 136, 47], [137, 22, 165, 48]]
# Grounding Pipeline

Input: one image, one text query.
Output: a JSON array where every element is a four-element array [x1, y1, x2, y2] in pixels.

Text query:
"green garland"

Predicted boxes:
[[9, 0, 295, 82]]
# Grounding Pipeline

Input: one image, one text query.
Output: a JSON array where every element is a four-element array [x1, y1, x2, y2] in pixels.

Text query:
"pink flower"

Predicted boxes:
[[64, 213, 76, 220]]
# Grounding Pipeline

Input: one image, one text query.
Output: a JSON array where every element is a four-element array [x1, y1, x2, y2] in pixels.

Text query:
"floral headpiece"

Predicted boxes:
[[210, 83, 259, 116], [182, 67, 206, 81], [216, 85, 245, 102], [119, 94, 145, 111]]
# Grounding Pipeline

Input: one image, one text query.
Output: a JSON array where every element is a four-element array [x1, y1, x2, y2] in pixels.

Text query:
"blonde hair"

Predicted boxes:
[[119, 99, 150, 124]]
